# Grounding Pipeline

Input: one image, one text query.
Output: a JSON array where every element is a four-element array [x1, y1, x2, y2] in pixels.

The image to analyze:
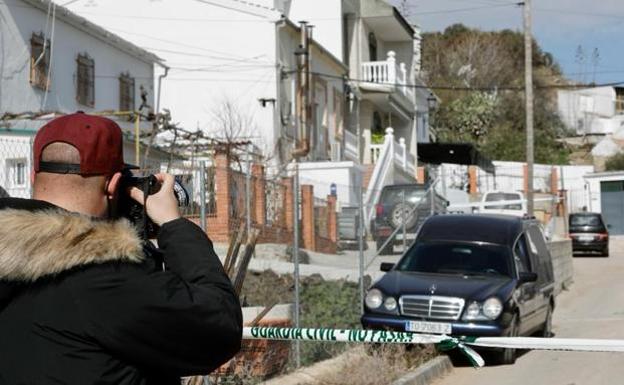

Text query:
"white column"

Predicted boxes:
[[399, 137, 407, 168], [386, 51, 396, 84]]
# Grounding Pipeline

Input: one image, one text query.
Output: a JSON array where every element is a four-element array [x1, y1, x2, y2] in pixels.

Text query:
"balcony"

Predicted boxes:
[[361, 51, 414, 102]]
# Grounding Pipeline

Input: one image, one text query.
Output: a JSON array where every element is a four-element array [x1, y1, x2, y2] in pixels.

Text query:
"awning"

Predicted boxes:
[[417, 143, 495, 174]]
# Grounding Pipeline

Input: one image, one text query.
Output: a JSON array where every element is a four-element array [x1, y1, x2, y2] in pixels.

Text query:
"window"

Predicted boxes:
[[119, 72, 135, 112], [513, 234, 531, 274], [6, 159, 27, 188], [615, 87, 624, 114], [76, 53, 95, 106], [30, 33, 50, 90]]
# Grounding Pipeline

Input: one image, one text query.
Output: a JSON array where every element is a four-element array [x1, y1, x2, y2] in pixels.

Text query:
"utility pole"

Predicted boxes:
[[291, 20, 310, 369], [523, 0, 535, 216]]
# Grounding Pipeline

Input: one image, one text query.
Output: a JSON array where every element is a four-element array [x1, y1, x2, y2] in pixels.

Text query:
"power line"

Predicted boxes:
[[302, 70, 624, 91], [70, 11, 268, 23], [106, 27, 271, 62], [535, 7, 624, 20], [191, 0, 271, 19], [404, 2, 521, 15]]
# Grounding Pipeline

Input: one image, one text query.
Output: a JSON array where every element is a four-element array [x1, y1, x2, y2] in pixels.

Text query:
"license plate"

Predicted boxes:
[[406, 321, 452, 335], [579, 235, 594, 242], [396, 233, 416, 240]]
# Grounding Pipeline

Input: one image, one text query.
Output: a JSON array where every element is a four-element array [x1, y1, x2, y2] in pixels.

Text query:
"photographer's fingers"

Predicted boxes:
[[129, 186, 145, 204], [155, 173, 175, 194], [144, 173, 181, 226]]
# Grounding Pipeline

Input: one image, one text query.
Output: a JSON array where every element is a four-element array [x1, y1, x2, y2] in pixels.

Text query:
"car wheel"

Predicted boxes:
[[603, 248, 609, 257], [376, 238, 393, 255], [541, 303, 553, 338], [389, 203, 417, 229], [497, 315, 518, 365]]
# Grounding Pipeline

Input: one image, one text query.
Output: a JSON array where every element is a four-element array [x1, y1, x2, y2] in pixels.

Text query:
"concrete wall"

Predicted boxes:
[[558, 87, 618, 135], [0, 0, 154, 114], [297, 161, 364, 207], [276, 22, 346, 163], [548, 239, 574, 296]]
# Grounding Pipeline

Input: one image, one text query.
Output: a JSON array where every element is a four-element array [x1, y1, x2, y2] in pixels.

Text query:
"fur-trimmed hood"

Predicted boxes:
[[0, 207, 143, 282]]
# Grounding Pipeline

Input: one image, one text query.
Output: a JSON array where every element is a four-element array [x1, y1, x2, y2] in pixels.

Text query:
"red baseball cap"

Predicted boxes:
[[33, 112, 126, 176]]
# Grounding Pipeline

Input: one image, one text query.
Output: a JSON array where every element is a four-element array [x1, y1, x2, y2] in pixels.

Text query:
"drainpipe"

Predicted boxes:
[[156, 65, 170, 116], [292, 21, 311, 159]]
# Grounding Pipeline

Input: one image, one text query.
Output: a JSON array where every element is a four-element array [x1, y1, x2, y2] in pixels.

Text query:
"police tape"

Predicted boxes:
[[243, 326, 624, 367]]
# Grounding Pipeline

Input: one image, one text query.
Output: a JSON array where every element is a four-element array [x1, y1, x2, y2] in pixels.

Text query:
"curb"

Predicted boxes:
[[390, 356, 453, 385]]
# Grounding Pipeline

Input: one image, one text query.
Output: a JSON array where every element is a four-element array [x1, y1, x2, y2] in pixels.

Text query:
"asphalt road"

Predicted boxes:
[[433, 236, 624, 385]]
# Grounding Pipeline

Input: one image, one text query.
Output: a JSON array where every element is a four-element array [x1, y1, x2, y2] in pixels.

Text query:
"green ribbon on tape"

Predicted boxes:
[[436, 337, 484, 368]]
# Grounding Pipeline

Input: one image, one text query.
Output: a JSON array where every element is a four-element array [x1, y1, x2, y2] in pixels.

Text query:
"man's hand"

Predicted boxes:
[[129, 173, 181, 226]]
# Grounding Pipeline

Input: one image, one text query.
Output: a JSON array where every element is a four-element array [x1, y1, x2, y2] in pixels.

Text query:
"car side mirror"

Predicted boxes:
[[607, 224, 612, 229], [518, 272, 538, 284], [380, 262, 395, 272]]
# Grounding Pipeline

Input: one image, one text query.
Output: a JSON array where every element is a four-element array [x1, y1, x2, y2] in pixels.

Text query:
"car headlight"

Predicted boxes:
[[384, 297, 397, 311], [463, 298, 504, 321], [365, 289, 383, 309], [482, 297, 503, 320]]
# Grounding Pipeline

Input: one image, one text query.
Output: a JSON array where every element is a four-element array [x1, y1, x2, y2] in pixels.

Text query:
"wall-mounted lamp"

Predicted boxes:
[[258, 98, 276, 108]]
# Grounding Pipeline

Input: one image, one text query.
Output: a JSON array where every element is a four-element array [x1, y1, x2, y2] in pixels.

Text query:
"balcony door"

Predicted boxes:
[[369, 32, 377, 61]]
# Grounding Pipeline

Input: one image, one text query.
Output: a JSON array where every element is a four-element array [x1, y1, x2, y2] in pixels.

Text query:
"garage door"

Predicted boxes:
[[601, 181, 624, 235]]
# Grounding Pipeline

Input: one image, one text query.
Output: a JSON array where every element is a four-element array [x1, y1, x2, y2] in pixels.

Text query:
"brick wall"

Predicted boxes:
[[217, 319, 291, 378], [188, 153, 338, 253]]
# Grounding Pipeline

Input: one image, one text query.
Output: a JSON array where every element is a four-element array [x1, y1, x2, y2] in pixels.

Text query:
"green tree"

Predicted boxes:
[[423, 24, 570, 164], [605, 153, 624, 171]]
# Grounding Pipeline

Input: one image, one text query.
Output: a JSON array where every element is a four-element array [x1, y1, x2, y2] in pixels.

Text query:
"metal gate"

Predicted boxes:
[[600, 181, 624, 235]]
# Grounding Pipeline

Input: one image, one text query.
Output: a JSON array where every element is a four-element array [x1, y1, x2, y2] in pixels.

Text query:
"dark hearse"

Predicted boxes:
[[361, 214, 555, 364], [568, 212, 609, 257]]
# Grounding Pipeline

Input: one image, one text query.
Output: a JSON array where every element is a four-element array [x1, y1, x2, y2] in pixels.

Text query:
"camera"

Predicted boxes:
[[117, 169, 190, 239]]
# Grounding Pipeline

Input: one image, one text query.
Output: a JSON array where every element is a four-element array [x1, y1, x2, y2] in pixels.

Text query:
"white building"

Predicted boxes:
[[0, 0, 167, 197], [558, 86, 624, 136], [66, 0, 434, 211]]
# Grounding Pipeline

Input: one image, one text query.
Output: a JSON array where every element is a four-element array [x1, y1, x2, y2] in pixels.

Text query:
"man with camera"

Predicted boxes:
[[0, 113, 242, 384]]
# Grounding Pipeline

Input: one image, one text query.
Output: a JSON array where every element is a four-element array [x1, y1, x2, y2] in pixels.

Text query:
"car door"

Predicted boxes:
[[513, 231, 542, 334], [526, 224, 555, 327]]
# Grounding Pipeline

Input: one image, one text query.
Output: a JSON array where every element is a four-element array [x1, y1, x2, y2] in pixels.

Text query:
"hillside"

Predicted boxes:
[[422, 24, 570, 164]]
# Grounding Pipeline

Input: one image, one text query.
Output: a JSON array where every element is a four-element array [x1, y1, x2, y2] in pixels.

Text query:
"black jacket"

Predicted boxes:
[[0, 198, 242, 385]]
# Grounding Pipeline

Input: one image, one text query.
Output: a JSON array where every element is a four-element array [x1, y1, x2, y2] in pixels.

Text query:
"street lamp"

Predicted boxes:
[[427, 92, 438, 111], [426, 92, 438, 142]]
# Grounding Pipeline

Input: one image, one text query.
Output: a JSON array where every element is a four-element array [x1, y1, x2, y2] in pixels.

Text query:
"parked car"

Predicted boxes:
[[569, 212, 609, 257], [478, 191, 526, 217], [362, 214, 555, 365], [372, 184, 447, 255]]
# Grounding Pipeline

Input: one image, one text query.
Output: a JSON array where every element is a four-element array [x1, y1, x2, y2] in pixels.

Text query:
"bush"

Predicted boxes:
[[605, 153, 624, 171]]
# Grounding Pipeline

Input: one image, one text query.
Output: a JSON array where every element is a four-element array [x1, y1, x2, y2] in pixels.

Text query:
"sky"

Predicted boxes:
[[390, 0, 624, 85]]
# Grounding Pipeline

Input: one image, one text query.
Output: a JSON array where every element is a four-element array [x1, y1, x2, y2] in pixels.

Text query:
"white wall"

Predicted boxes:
[[287, 0, 344, 61], [297, 161, 363, 207], [558, 87, 618, 135], [0, 0, 154, 115], [0, 134, 32, 198], [584, 172, 624, 214]]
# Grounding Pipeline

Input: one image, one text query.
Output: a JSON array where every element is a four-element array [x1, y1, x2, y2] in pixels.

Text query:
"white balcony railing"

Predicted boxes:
[[370, 144, 383, 163], [364, 128, 418, 224], [361, 51, 414, 101]]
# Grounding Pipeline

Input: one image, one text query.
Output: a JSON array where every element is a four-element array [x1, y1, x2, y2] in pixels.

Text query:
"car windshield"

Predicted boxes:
[[381, 188, 426, 205], [570, 215, 602, 227], [396, 241, 512, 277], [484, 193, 522, 210]]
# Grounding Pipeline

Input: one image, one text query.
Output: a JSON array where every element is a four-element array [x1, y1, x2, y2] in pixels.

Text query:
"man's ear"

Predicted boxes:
[[106, 172, 122, 199]]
